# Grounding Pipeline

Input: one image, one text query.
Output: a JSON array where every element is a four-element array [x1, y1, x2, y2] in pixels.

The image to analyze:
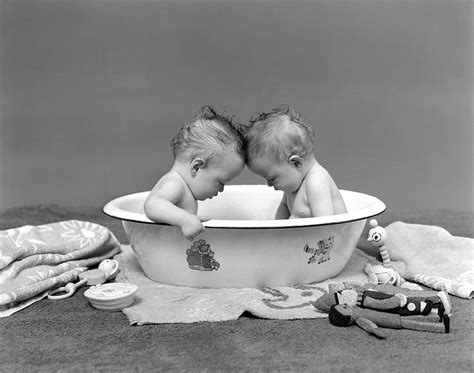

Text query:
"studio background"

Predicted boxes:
[[1, 0, 472, 213]]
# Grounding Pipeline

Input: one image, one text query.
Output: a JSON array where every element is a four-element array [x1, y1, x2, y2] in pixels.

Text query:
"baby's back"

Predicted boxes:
[[328, 181, 347, 215]]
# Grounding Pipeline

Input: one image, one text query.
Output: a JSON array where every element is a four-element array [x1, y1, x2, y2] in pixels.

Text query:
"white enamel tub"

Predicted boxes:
[[103, 185, 385, 288]]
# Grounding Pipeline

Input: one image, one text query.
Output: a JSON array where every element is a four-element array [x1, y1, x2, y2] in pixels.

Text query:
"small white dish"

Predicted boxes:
[[84, 283, 137, 311]]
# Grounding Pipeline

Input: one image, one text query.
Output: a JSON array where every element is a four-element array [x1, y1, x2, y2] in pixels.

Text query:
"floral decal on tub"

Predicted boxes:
[[186, 239, 220, 271], [304, 235, 335, 264]]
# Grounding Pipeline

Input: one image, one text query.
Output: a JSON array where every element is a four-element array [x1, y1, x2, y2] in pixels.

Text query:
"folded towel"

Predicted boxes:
[[115, 245, 371, 324], [358, 221, 474, 299], [0, 220, 121, 316], [382, 222, 474, 299]]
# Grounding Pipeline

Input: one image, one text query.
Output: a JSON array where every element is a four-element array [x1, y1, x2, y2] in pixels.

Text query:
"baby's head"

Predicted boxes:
[[171, 105, 245, 200], [244, 105, 314, 192]]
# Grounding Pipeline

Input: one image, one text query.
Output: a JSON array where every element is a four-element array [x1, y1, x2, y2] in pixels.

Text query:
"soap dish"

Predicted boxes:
[[84, 283, 137, 311]]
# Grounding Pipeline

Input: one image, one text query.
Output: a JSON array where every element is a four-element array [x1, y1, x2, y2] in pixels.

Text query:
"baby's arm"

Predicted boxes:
[[144, 180, 209, 241], [274, 194, 290, 219], [306, 174, 336, 217]]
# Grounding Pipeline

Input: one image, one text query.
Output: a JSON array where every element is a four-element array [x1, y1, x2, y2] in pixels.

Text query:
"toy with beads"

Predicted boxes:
[[365, 219, 400, 285], [364, 219, 422, 290], [366, 219, 390, 267]]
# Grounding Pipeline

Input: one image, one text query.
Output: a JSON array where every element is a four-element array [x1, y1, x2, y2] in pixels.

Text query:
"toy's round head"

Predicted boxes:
[[367, 219, 387, 247]]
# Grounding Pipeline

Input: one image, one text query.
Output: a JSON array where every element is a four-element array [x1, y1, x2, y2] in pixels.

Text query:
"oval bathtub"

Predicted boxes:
[[103, 185, 386, 288]]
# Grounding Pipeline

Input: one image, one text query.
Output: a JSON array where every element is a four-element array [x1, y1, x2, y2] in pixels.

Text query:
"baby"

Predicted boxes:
[[244, 105, 347, 219], [144, 105, 246, 240]]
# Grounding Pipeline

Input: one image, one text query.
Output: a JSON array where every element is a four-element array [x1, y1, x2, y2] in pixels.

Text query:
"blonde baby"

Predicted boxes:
[[144, 105, 245, 240], [244, 105, 347, 219]]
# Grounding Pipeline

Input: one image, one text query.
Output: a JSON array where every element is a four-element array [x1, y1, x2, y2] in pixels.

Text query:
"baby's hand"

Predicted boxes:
[[181, 215, 211, 241]]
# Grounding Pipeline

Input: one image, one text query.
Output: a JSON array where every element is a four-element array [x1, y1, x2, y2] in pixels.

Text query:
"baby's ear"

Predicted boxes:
[[190, 158, 206, 176], [288, 154, 303, 168]]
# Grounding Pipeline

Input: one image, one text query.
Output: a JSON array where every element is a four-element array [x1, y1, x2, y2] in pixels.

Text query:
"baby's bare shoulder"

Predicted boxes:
[[151, 171, 185, 194], [306, 164, 332, 184], [303, 165, 333, 196]]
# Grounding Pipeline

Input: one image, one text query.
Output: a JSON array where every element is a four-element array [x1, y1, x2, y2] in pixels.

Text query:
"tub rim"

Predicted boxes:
[[103, 185, 386, 229]]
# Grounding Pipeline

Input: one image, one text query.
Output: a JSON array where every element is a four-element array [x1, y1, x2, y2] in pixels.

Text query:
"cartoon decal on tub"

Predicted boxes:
[[186, 239, 220, 271], [304, 235, 335, 264]]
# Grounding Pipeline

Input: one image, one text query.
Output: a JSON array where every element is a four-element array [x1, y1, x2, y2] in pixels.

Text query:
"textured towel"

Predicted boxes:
[[0, 220, 121, 316], [115, 245, 371, 324], [382, 222, 474, 299]]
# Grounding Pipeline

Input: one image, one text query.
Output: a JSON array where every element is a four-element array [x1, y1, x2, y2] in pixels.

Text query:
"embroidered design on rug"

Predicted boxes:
[[260, 285, 328, 310], [304, 235, 335, 264], [186, 239, 220, 271]]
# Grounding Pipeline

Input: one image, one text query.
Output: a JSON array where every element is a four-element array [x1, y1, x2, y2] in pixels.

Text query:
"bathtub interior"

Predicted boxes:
[[196, 186, 379, 220], [198, 186, 283, 220], [104, 185, 386, 228]]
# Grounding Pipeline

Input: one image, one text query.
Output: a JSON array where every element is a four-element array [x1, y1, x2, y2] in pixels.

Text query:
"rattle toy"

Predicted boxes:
[[366, 219, 390, 265], [47, 259, 120, 300], [364, 219, 420, 289]]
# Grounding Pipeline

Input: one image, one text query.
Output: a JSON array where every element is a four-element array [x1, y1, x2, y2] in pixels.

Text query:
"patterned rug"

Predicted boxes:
[[115, 245, 370, 324]]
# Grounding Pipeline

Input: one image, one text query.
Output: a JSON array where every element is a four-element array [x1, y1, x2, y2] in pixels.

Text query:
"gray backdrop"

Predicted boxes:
[[1, 0, 472, 212]]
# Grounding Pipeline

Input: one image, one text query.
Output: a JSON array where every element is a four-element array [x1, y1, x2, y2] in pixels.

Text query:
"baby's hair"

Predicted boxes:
[[171, 105, 246, 164], [244, 104, 314, 162]]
